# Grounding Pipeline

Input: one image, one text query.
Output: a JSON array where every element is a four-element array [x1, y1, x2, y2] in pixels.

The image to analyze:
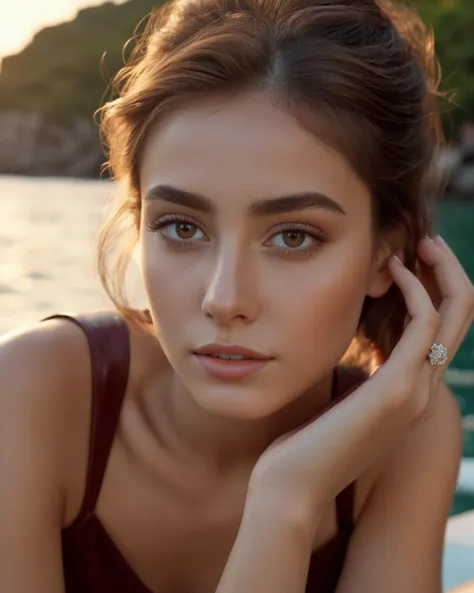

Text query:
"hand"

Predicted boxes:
[[248, 236, 474, 527]]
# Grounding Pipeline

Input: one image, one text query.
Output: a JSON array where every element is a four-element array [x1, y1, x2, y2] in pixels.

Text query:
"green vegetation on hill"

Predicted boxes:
[[414, 0, 474, 137], [0, 0, 160, 122], [0, 0, 472, 134]]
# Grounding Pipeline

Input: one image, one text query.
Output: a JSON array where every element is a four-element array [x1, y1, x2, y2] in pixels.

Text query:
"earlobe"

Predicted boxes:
[[367, 226, 406, 298], [366, 244, 397, 299], [367, 265, 393, 298]]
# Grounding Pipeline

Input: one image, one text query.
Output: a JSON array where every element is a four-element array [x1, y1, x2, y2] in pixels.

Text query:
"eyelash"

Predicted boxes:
[[145, 214, 327, 257]]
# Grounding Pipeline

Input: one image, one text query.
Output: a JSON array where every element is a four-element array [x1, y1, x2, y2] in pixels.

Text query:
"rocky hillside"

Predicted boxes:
[[0, 0, 158, 177], [0, 0, 472, 178]]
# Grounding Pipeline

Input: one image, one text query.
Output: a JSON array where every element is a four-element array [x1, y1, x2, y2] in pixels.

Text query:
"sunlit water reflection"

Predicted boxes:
[[0, 176, 143, 335]]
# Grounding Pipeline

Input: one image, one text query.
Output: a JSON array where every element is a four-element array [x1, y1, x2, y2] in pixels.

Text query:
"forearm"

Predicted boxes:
[[216, 495, 317, 593]]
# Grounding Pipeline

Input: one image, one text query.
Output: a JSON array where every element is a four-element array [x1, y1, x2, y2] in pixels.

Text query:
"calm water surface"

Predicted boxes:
[[0, 176, 143, 334]]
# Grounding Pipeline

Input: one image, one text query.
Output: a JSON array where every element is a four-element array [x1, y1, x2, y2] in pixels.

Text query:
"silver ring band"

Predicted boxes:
[[428, 342, 448, 366]]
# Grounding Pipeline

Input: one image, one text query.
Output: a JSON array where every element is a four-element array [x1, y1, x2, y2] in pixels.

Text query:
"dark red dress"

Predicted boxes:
[[44, 311, 362, 593]]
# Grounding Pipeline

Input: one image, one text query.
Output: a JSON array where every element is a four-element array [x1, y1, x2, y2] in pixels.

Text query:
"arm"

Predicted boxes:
[[215, 373, 403, 593], [0, 321, 90, 593], [215, 492, 316, 593], [334, 382, 463, 593], [215, 383, 462, 593], [216, 236, 471, 593]]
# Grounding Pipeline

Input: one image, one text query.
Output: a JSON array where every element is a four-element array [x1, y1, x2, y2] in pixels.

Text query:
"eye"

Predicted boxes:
[[271, 230, 312, 249], [267, 225, 325, 252], [146, 215, 207, 244], [164, 221, 205, 241]]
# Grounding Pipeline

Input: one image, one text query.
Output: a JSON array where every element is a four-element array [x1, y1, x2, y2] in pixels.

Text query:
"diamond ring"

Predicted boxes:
[[428, 342, 448, 366]]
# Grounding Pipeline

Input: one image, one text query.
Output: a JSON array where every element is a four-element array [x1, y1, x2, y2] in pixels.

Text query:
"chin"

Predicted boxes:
[[189, 382, 292, 420]]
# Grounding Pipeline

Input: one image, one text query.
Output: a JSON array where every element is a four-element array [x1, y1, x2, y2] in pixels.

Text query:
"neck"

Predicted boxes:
[[149, 366, 337, 475]]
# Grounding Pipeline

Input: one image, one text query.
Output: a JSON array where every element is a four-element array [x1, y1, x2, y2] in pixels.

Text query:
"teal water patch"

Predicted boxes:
[[434, 202, 474, 377], [451, 492, 474, 516], [434, 201, 474, 515], [454, 385, 474, 458], [434, 201, 474, 445]]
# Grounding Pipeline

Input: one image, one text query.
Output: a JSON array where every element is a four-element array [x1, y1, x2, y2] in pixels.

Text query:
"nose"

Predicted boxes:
[[202, 245, 259, 326]]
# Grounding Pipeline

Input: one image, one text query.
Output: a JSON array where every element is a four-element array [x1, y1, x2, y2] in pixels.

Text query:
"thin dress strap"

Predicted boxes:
[[43, 311, 130, 525]]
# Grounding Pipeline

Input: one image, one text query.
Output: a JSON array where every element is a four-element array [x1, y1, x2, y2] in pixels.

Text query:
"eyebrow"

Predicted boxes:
[[144, 184, 346, 216]]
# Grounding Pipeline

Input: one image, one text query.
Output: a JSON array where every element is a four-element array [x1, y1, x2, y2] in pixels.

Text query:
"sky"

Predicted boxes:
[[0, 0, 126, 58]]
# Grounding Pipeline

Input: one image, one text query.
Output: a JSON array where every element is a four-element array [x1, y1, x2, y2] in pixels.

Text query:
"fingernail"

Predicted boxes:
[[434, 234, 447, 247], [392, 255, 404, 265], [424, 235, 434, 243]]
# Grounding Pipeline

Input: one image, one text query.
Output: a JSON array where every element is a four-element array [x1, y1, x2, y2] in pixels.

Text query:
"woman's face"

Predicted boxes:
[[139, 91, 391, 419]]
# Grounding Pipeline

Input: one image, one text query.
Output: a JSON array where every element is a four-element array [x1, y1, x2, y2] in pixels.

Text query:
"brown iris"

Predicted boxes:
[[282, 230, 305, 248], [175, 222, 197, 239]]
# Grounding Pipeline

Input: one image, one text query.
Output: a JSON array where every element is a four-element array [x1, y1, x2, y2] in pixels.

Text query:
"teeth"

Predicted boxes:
[[210, 354, 247, 361]]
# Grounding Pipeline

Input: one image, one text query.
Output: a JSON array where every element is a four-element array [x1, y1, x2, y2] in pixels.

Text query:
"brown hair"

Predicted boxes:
[[98, 0, 443, 372]]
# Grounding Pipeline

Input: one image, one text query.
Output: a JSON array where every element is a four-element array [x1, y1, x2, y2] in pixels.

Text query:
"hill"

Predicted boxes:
[[0, 0, 472, 176], [0, 0, 159, 122]]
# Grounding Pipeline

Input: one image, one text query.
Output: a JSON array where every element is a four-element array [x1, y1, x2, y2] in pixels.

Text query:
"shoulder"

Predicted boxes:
[[361, 381, 463, 517], [346, 371, 462, 525], [0, 317, 93, 429], [0, 317, 94, 525], [359, 383, 463, 541], [334, 383, 463, 591], [0, 316, 92, 384], [371, 381, 463, 491]]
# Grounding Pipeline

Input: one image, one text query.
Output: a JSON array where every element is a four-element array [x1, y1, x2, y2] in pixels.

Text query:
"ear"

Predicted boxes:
[[366, 229, 404, 299]]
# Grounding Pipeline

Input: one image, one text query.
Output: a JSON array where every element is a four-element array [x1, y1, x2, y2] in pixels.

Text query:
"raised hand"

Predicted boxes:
[[249, 236, 474, 526]]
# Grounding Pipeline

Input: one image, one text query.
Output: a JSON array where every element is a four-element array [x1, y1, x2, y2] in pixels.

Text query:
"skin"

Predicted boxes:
[[0, 89, 470, 593], [139, 91, 393, 467]]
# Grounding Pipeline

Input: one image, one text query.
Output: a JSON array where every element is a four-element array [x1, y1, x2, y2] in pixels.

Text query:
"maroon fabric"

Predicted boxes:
[[44, 312, 362, 593]]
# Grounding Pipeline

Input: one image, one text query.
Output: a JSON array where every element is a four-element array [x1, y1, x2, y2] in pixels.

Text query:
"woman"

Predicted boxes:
[[1, 0, 473, 592]]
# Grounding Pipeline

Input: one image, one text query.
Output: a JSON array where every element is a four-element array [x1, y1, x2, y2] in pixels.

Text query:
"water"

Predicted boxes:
[[433, 203, 474, 458], [0, 176, 115, 334], [1, 175, 473, 513]]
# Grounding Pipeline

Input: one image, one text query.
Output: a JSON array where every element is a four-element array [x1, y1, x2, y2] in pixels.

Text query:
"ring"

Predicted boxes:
[[428, 342, 448, 366]]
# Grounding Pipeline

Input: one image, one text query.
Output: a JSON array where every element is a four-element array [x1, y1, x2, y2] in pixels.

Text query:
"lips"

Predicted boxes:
[[192, 344, 273, 380], [193, 344, 272, 360]]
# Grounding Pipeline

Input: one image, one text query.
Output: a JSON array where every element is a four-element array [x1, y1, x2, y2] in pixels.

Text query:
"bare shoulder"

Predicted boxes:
[[373, 381, 461, 485], [0, 317, 92, 392], [355, 381, 463, 522], [348, 372, 463, 526], [0, 317, 99, 590], [0, 318, 93, 526]]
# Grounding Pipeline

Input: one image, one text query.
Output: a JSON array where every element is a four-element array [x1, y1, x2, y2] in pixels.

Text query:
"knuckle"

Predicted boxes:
[[394, 382, 412, 404], [457, 288, 474, 315], [392, 381, 430, 422], [424, 310, 441, 332], [386, 376, 414, 408], [411, 393, 430, 422]]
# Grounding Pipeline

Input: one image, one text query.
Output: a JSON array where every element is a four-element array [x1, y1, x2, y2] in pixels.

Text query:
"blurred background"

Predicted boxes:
[[0, 0, 473, 526]]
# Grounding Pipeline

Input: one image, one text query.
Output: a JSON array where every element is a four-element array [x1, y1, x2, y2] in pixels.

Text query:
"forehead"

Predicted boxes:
[[139, 92, 371, 214]]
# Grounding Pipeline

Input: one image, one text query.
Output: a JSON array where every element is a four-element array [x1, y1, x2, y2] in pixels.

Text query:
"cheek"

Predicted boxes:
[[277, 253, 371, 359], [140, 242, 198, 323]]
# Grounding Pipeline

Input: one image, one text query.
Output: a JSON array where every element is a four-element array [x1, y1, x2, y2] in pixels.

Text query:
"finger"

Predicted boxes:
[[417, 259, 442, 310], [380, 255, 440, 378], [418, 236, 474, 374], [431, 235, 474, 328], [428, 299, 474, 385], [417, 236, 473, 300], [421, 312, 473, 398], [434, 295, 473, 356]]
